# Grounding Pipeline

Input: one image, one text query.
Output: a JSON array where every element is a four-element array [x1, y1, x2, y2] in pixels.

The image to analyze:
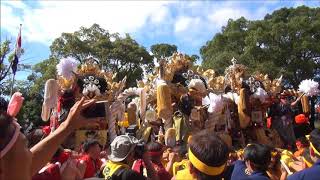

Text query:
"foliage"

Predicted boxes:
[[150, 43, 177, 60], [50, 24, 154, 87], [0, 40, 26, 95], [201, 6, 320, 88], [14, 80, 44, 126]]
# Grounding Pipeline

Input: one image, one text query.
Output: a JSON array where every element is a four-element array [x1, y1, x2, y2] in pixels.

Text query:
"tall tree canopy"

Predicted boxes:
[[150, 43, 177, 60], [50, 24, 153, 87], [150, 43, 199, 63], [201, 6, 320, 88]]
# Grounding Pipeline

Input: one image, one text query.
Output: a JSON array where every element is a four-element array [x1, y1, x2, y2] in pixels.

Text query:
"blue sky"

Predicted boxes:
[[1, 0, 319, 81]]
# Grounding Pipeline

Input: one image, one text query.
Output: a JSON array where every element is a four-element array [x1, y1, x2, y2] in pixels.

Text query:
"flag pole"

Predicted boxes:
[[10, 24, 22, 96], [10, 73, 15, 96]]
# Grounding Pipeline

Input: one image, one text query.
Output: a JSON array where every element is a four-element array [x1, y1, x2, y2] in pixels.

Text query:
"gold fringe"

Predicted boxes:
[[157, 82, 172, 120], [238, 88, 251, 129], [301, 94, 310, 114]]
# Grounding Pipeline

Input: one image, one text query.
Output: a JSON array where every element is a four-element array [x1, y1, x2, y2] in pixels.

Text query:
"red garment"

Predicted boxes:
[[132, 159, 172, 180], [267, 117, 272, 128], [79, 154, 102, 178], [42, 126, 51, 136], [52, 151, 71, 164], [295, 114, 309, 124], [32, 164, 61, 180]]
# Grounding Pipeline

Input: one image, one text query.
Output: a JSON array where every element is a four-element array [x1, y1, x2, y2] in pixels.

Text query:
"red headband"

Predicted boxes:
[[147, 150, 163, 157]]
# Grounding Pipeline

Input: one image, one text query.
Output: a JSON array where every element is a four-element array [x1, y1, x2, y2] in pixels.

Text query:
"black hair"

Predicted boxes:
[[146, 141, 163, 152], [60, 89, 75, 109], [50, 147, 64, 163], [244, 143, 271, 171], [173, 144, 188, 159], [0, 97, 12, 139], [83, 139, 101, 153], [189, 129, 229, 180], [296, 137, 309, 147], [224, 86, 232, 94], [310, 129, 320, 158]]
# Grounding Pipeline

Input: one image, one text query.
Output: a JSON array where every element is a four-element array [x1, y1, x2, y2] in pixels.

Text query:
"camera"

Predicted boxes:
[[126, 124, 139, 137], [125, 125, 145, 158], [81, 102, 106, 118], [134, 142, 145, 159]]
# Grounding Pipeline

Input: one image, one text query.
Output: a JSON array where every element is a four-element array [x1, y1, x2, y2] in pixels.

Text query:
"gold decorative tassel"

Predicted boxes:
[[157, 81, 172, 120], [301, 94, 310, 114], [165, 128, 176, 148], [238, 88, 251, 129], [127, 103, 137, 125]]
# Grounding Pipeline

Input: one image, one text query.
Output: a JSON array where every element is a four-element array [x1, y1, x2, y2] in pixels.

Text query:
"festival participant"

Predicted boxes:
[[102, 135, 159, 180], [172, 129, 229, 180], [293, 137, 309, 157], [132, 141, 172, 180], [78, 139, 103, 178], [285, 129, 320, 180], [266, 150, 282, 180], [0, 96, 98, 180], [33, 147, 84, 180], [231, 143, 271, 180], [169, 144, 187, 175], [268, 93, 302, 149]]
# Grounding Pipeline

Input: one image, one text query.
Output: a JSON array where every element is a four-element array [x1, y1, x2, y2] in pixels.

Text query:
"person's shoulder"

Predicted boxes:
[[234, 160, 246, 168], [120, 169, 146, 180], [288, 165, 320, 180]]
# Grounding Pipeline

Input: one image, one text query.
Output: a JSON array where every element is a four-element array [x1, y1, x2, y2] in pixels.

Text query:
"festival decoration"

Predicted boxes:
[[224, 57, 247, 93], [41, 79, 59, 121], [156, 80, 172, 120], [252, 87, 268, 103], [7, 92, 24, 117], [298, 79, 319, 96], [203, 93, 224, 113], [56, 57, 79, 80]]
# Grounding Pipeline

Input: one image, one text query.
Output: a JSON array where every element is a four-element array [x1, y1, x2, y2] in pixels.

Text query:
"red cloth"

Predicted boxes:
[[295, 114, 309, 124], [267, 117, 272, 129], [132, 159, 172, 180], [79, 154, 102, 178], [32, 164, 61, 180], [52, 151, 71, 164], [42, 126, 51, 136]]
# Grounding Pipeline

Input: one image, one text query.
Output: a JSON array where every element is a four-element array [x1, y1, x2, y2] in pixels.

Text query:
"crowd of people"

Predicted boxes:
[[1, 55, 320, 180], [1, 94, 320, 180]]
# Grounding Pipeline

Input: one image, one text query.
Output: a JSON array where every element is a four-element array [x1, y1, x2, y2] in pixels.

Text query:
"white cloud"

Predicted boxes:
[[1, 5, 23, 36], [208, 8, 250, 27], [1, 1, 172, 44], [2, 0, 29, 9], [150, 6, 170, 24], [174, 16, 194, 33], [1, 0, 315, 50]]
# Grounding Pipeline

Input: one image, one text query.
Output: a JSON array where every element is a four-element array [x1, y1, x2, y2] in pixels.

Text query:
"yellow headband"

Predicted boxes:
[[310, 142, 320, 156], [188, 148, 226, 176]]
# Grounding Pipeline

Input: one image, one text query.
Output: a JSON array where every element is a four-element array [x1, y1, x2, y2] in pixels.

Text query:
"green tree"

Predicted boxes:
[[150, 43, 177, 60], [201, 6, 320, 88], [50, 24, 153, 87], [29, 57, 58, 95], [0, 40, 26, 95], [14, 80, 43, 126]]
